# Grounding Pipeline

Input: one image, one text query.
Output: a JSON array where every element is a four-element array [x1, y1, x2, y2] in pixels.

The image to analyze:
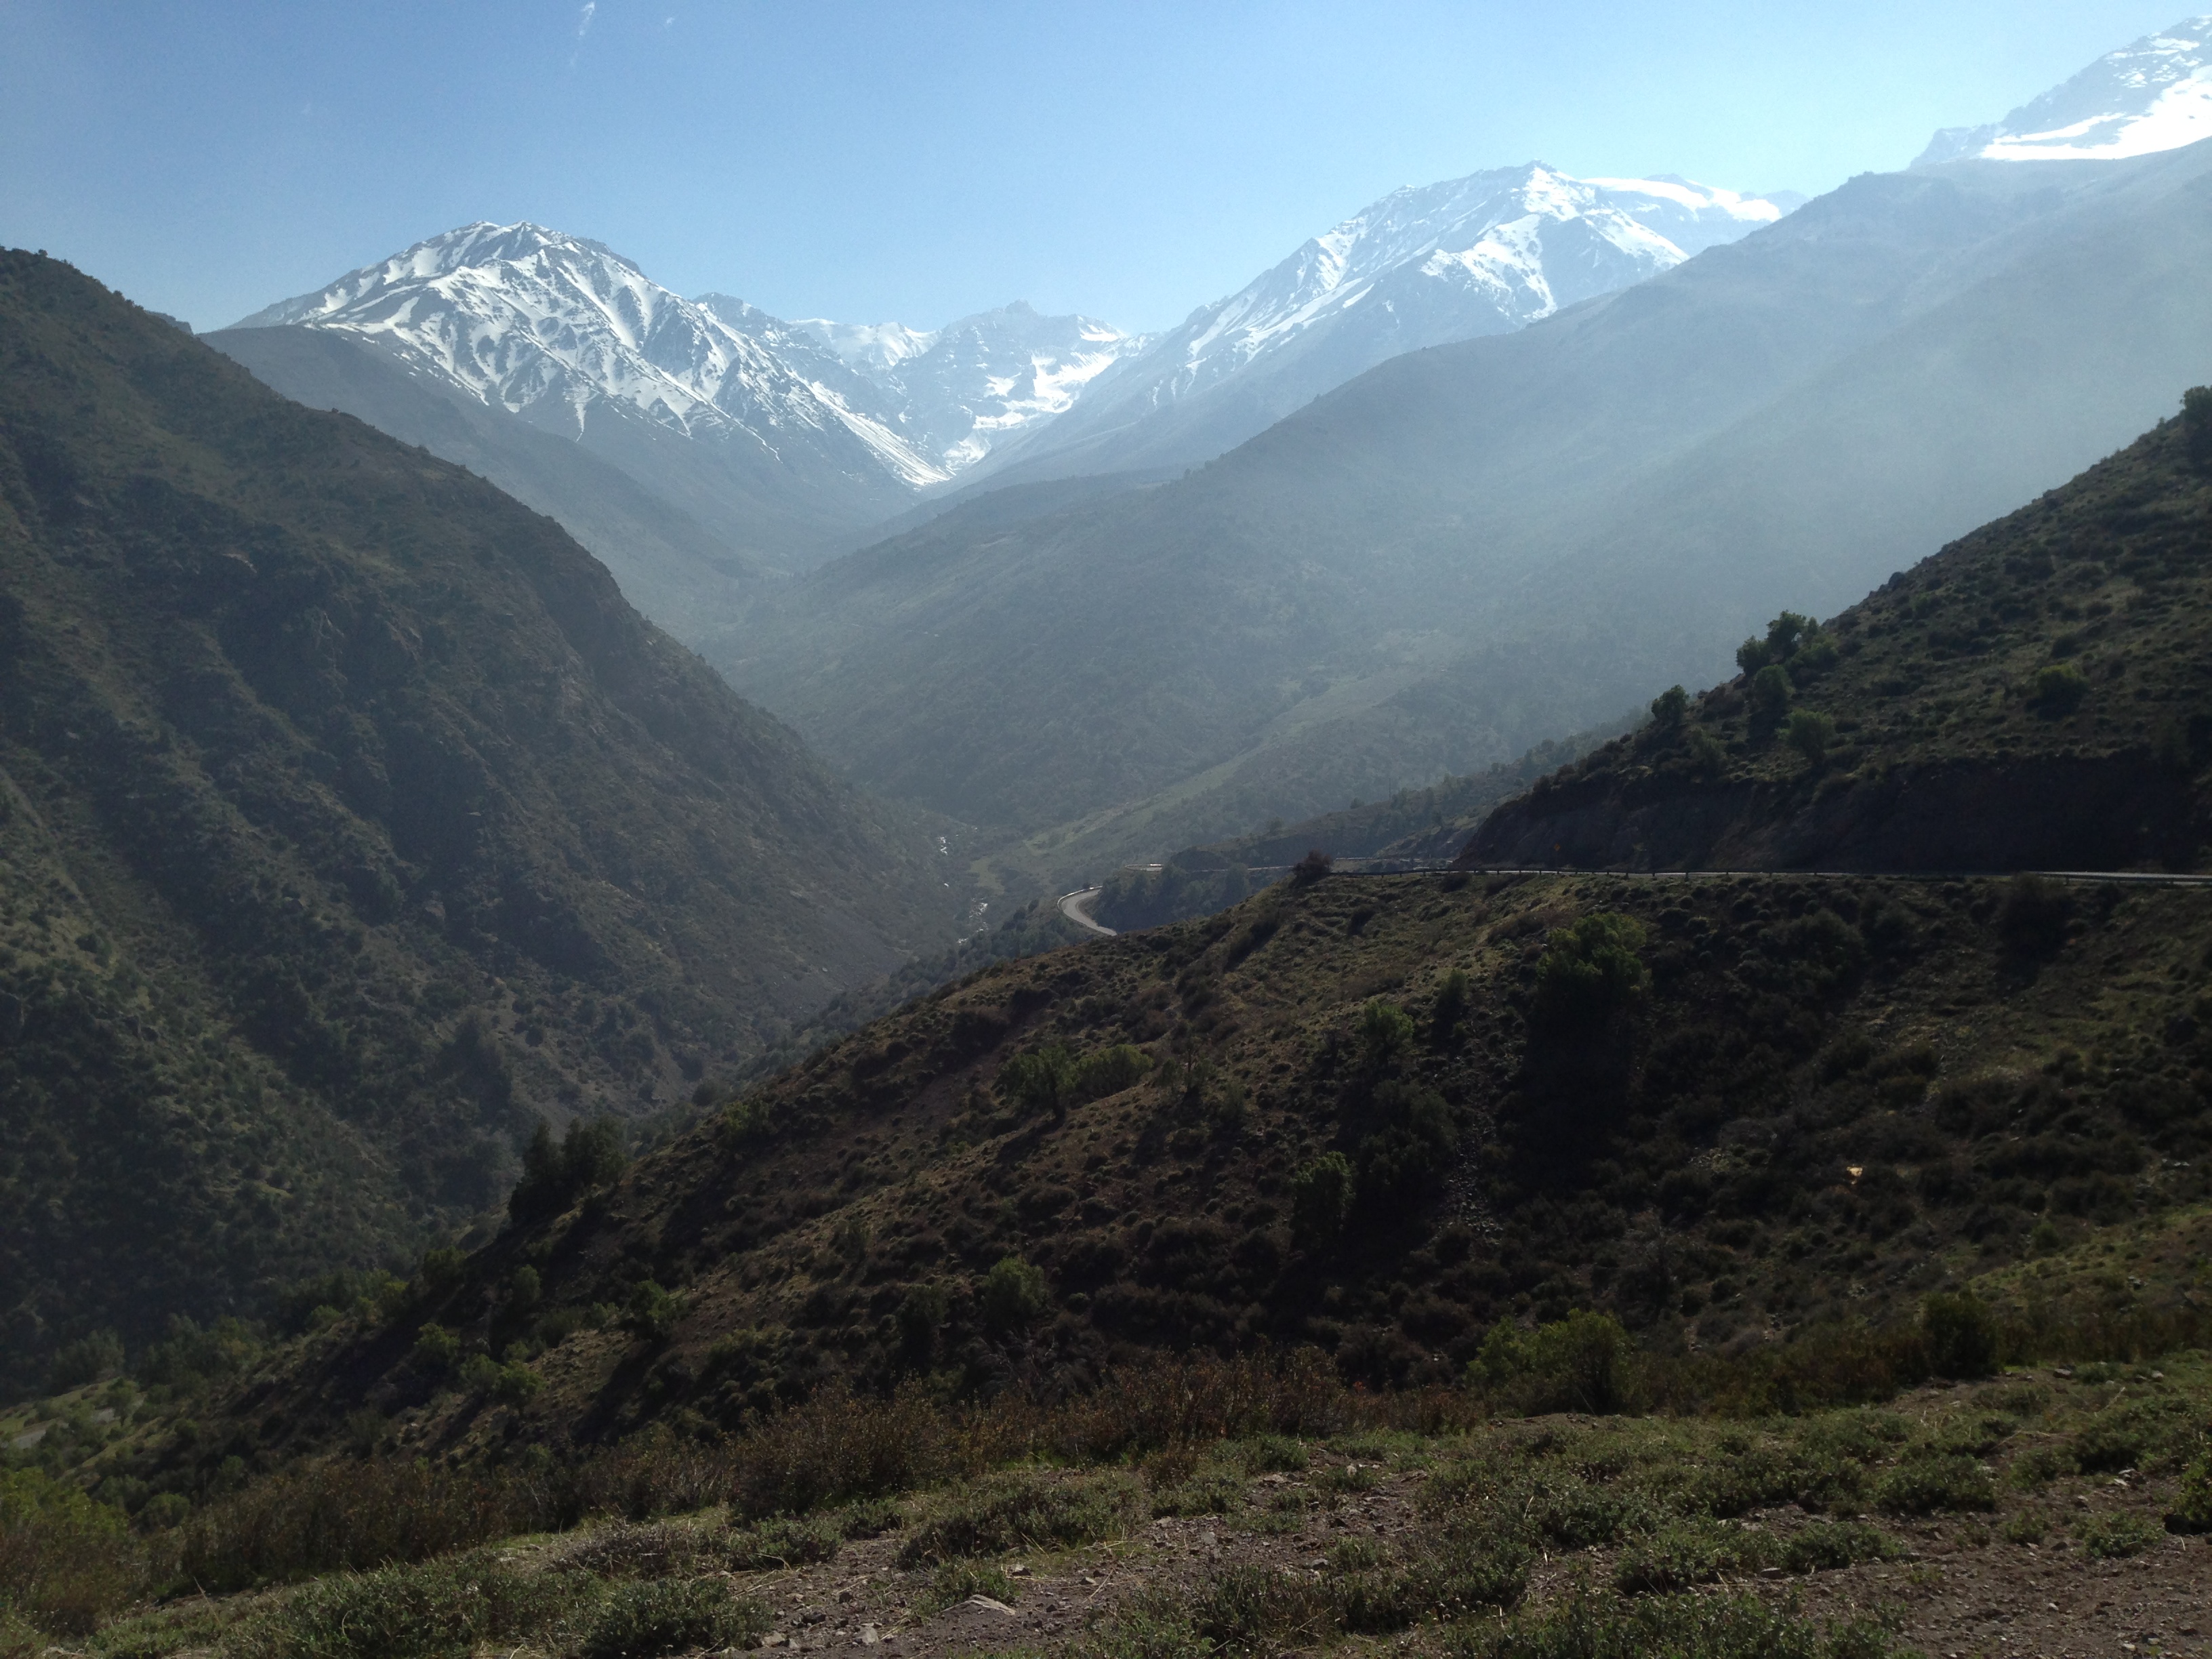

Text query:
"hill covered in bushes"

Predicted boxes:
[[0, 251, 956, 1393], [1463, 392, 2212, 872]]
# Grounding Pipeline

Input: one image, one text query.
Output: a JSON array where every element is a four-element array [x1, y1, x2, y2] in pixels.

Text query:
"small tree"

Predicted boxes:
[[1357, 1000, 1415, 1071], [2026, 662, 2089, 718], [1784, 708, 1837, 769], [1920, 1291, 1999, 1378], [1291, 848, 1334, 885], [1290, 1153, 1356, 1246], [2184, 384, 2212, 468], [981, 1256, 1050, 1332], [1532, 912, 1649, 1032], [1648, 684, 1689, 729], [999, 1044, 1080, 1118], [1431, 967, 1471, 1043], [1748, 663, 1793, 735]]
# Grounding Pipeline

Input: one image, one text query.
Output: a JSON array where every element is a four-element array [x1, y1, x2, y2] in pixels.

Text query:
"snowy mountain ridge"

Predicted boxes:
[[234, 222, 952, 489], [964, 163, 1800, 483], [1917, 14, 2212, 165]]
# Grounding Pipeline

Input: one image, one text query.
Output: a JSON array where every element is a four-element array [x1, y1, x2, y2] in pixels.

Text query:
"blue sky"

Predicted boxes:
[[0, 1, 2192, 333]]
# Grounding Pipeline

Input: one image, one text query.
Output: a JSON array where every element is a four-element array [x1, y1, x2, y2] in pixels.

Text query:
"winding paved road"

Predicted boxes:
[[1058, 886, 1116, 937]]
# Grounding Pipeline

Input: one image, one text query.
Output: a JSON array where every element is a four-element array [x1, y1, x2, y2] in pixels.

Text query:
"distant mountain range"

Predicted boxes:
[[960, 167, 1801, 487], [1918, 13, 2211, 164], [215, 165, 1790, 623]]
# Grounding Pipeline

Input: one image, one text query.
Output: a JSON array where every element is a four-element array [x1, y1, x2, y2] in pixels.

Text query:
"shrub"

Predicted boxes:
[[1615, 1519, 1764, 1594], [2167, 1443, 2212, 1533], [222, 1556, 575, 1659], [1458, 1589, 1909, 1659], [1919, 1292, 1999, 1378], [1532, 914, 1648, 1033], [722, 1513, 841, 1572], [44, 1331, 123, 1392], [919, 1559, 1021, 1615], [1873, 1452, 1994, 1515], [1649, 685, 1689, 729], [1473, 1311, 1639, 1414], [1290, 1153, 1356, 1246], [1358, 1000, 1416, 1071], [1778, 1519, 1899, 1574], [897, 1471, 1143, 1565], [508, 1116, 628, 1223], [411, 1324, 461, 1374], [2076, 1510, 2161, 1559], [1997, 875, 2072, 956], [2183, 384, 2212, 467], [581, 1579, 766, 1659], [553, 1521, 713, 1580], [1748, 664, 1794, 734], [981, 1256, 1050, 1332], [1784, 710, 1837, 769], [2026, 662, 2089, 718], [1291, 850, 1333, 885], [623, 1282, 684, 1343], [0, 1469, 142, 1635], [1073, 1044, 1151, 1101], [1432, 968, 1471, 1042], [998, 1045, 1079, 1118]]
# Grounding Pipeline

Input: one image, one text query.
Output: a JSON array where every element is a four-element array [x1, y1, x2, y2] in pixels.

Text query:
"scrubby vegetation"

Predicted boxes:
[[1467, 393, 2212, 871], [0, 249, 964, 1392]]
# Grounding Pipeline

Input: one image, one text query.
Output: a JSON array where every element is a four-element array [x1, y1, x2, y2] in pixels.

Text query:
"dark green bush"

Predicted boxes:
[[897, 1471, 1142, 1565], [1290, 1153, 1356, 1246], [0, 1469, 142, 1635], [722, 1514, 840, 1572], [1531, 914, 1649, 1033], [508, 1117, 628, 1223], [980, 1256, 1050, 1332], [1873, 1452, 1994, 1515], [2076, 1510, 2161, 1559], [1784, 710, 1837, 769], [1457, 1589, 1907, 1659], [1919, 1292, 1999, 1378], [2026, 662, 2089, 718], [224, 1557, 574, 1659], [2167, 1443, 2212, 1533], [1473, 1311, 1640, 1414], [580, 1578, 765, 1659]]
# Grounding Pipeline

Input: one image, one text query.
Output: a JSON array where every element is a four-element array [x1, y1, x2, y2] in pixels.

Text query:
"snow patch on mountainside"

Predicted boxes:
[[792, 303, 1150, 472], [1917, 15, 2212, 164], [235, 223, 951, 489]]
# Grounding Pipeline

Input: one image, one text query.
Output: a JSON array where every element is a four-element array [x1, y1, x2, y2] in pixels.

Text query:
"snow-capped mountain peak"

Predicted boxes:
[[785, 301, 1151, 473], [1126, 163, 1797, 409], [234, 222, 951, 489], [1917, 15, 2212, 165]]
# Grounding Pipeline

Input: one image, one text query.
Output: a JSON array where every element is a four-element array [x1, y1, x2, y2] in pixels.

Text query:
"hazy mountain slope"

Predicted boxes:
[[230, 224, 940, 574], [0, 249, 954, 1391], [1919, 13, 2212, 163], [724, 145, 2212, 855], [205, 324, 758, 643], [968, 167, 1794, 487], [1465, 394, 2212, 872]]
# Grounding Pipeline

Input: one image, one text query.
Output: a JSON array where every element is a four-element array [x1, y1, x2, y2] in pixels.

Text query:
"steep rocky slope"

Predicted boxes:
[[0, 249, 954, 1392]]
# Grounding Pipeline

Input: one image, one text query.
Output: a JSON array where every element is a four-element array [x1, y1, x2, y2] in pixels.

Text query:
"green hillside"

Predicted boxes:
[[0, 251, 955, 1394], [101, 393, 2212, 1472], [1465, 392, 2212, 871]]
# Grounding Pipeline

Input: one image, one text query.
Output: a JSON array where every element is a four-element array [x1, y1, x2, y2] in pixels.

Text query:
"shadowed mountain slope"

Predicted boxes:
[[205, 325, 760, 645], [0, 249, 954, 1393]]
